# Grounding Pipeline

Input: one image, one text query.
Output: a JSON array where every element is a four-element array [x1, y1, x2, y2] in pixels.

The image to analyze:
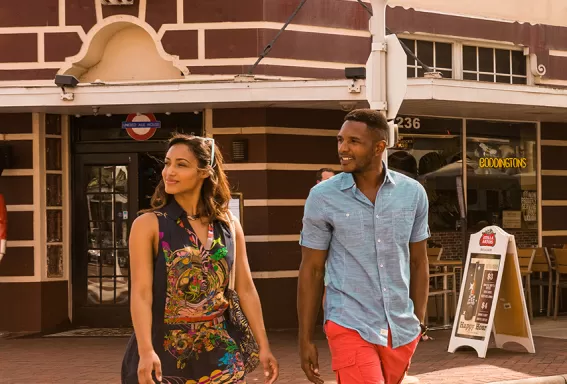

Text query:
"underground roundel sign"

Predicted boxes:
[[122, 113, 161, 141], [479, 229, 496, 247]]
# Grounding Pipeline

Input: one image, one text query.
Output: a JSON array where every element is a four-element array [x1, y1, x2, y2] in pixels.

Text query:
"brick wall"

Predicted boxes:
[[430, 230, 538, 259]]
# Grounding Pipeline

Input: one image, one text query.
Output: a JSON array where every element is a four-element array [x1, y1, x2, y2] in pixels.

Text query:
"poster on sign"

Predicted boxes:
[[448, 226, 535, 358]]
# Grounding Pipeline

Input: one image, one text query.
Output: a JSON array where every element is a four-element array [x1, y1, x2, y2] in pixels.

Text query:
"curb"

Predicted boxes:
[[489, 375, 567, 384]]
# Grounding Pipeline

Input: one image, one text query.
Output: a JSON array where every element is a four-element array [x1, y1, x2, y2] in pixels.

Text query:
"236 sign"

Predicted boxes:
[[395, 116, 421, 130]]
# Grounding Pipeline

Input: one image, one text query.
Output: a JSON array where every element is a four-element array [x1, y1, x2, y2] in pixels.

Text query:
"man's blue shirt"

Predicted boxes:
[[300, 165, 430, 348]]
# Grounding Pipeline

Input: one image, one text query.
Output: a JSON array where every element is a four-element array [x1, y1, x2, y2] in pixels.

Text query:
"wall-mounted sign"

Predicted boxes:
[[448, 226, 535, 358], [122, 113, 161, 141], [478, 157, 527, 169], [229, 192, 243, 229], [502, 211, 522, 229], [395, 115, 462, 135]]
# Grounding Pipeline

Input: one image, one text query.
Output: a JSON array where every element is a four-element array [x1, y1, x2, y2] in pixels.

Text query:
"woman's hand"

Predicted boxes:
[[137, 350, 162, 384], [259, 347, 279, 384]]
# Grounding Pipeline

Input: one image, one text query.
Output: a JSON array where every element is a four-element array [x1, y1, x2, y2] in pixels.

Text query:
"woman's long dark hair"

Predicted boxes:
[[142, 134, 232, 225]]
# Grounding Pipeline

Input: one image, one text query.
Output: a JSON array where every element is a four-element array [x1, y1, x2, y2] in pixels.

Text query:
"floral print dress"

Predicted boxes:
[[122, 200, 246, 384]]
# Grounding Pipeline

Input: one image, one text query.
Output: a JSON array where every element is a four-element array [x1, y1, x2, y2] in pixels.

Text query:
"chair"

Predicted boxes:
[[529, 247, 554, 317], [552, 248, 567, 320], [516, 248, 535, 323]]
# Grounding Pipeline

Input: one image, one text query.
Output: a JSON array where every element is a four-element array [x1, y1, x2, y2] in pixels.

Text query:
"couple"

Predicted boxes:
[[121, 109, 430, 384]]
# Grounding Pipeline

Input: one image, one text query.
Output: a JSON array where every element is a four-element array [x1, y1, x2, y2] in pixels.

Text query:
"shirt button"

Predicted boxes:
[[378, 239, 381, 243], [380, 264, 384, 268], [383, 288, 387, 292], [376, 215, 379, 218], [346, 213, 350, 217]]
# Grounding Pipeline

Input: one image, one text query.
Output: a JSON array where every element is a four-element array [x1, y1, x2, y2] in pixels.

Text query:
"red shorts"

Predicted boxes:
[[325, 321, 420, 384]]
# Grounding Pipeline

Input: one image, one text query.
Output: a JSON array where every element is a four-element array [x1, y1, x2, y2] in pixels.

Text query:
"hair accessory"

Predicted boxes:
[[204, 137, 215, 167]]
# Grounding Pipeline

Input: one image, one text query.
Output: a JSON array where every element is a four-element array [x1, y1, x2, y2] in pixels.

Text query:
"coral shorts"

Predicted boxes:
[[324, 321, 420, 384]]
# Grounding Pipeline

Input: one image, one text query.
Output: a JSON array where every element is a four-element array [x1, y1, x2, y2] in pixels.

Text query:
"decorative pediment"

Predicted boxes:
[[101, 0, 133, 5]]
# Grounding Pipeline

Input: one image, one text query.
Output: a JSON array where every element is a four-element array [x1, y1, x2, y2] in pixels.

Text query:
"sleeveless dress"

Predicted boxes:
[[121, 200, 246, 384]]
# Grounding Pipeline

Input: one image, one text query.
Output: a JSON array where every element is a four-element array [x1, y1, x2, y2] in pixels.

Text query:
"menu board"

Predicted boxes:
[[521, 191, 537, 222], [455, 253, 501, 340]]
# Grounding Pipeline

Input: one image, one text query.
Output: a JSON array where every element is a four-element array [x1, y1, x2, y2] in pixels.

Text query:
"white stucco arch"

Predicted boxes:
[[58, 15, 189, 82]]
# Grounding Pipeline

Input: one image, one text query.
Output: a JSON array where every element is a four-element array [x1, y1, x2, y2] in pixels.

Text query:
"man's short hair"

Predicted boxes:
[[344, 109, 389, 142], [316, 167, 335, 182]]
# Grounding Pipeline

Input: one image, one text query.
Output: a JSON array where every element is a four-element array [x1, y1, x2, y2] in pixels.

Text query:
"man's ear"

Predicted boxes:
[[375, 139, 387, 157]]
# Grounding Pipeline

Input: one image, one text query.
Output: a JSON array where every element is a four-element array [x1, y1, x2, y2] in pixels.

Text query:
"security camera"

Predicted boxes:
[[345, 67, 366, 80], [54, 75, 79, 88]]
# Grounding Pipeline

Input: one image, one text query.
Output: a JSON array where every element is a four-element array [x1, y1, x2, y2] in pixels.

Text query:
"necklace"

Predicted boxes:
[[186, 213, 200, 221]]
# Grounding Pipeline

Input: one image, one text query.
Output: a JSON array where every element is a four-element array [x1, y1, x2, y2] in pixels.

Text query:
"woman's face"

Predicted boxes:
[[162, 143, 208, 195]]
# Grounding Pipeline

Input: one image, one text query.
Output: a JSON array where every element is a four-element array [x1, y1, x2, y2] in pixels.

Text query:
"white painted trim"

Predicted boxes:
[[541, 140, 567, 147], [0, 276, 41, 283], [197, 29, 205, 61], [244, 199, 306, 207], [541, 170, 567, 176], [59, 0, 65, 26], [0, 133, 34, 141], [45, 134, 62, 139], [0, 169, 33, 176], [0, 62, 63, 70], [158, 21, 370, 39], [549, 50, 567, 58], [224, 163, 340, 171], [62, 115, 72, 320], [0, 26, 85, 39], [397, 31, 523, 50], [245, 235, 299, 242], [536, 78, 567, 87], [211, 127, 338, 137], [536, 121, 542, 248], [95, 0, 103, 22], [46, 170, 63, 175], [138, 0, 147, 21], [33, 113, 47, 281], [176, 0, 183, 24], [177, 57, 356, 70], [46, 206, 63, 210], [6, 240, 34, 247], [204, 108, 213, 138], [251, 271, 299, 279], [542, 201, 567, 207], [38, 32, 45, 63], [6, 205, 34, 212], [542, 230, 567, 236]]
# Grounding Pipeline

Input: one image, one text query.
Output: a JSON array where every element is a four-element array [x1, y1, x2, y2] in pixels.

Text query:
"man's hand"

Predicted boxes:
[[299, 340, 323, 384]]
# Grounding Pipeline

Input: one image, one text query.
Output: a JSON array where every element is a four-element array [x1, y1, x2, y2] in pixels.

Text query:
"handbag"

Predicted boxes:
[[224, 211, 261, 374]]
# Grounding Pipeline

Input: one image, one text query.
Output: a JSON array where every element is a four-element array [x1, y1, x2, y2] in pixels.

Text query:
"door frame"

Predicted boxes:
[[72, 152, 139, 327]]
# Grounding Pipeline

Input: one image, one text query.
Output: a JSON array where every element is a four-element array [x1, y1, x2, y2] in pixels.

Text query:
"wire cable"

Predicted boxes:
[[247, 0, 309, 75]]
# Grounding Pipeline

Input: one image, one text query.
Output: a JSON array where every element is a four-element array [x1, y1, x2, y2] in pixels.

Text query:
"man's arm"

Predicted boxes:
[[297, 191, 331, 384], [409, 185, 431, 323]]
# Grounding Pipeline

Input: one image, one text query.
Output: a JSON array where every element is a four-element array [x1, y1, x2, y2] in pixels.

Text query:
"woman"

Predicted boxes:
[[122, 134, 279, 384]]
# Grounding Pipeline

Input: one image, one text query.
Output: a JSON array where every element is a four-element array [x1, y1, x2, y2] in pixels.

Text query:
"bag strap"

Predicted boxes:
[[227, 210, 237, 290]]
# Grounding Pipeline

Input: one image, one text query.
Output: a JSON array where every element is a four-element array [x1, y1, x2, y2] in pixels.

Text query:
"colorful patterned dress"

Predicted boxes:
[[122, 200, 246, 384]]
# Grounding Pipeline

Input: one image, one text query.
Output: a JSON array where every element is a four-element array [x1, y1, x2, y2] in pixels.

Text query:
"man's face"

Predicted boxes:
[[318, 171, 335, 183], [337, 120, 385, 174]]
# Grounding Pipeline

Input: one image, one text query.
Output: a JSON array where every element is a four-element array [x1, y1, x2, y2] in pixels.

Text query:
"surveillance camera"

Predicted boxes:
[[54, 75, 79, 88], [345, 67, 366, 80]]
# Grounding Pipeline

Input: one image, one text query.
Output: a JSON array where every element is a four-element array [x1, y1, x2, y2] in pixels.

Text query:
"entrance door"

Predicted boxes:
[[73, 153, 139, 327]]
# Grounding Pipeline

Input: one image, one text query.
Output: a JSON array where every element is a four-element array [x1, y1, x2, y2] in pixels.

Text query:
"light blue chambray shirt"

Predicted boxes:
[[299, 164, 430, 348]]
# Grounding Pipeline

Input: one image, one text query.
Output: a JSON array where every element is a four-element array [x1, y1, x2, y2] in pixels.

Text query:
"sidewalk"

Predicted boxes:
[[1, 322, 567, 383]]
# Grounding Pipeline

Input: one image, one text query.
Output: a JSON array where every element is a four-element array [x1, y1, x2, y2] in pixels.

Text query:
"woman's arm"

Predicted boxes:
[[233, 218, 270, 350], [129, 213, 160, 380]]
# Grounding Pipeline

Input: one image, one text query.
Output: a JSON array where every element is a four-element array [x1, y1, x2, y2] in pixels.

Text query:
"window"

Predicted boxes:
[[462, 46, 527, 84], [400, 39, 453, 79]]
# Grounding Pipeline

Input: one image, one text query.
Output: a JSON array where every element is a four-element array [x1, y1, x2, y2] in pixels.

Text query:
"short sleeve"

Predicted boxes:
[[299, 190, 332, 250], [410, 184, 430, 243]]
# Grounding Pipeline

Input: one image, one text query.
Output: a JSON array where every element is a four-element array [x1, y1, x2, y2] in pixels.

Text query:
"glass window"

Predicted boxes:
[[462, 46, 527, 84], [400, 39, 453, 79], [465, 121, 537, 244]]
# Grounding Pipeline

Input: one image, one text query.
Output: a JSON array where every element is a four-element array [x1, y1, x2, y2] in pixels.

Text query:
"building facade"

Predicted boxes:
[[1, 0, 567, 332]]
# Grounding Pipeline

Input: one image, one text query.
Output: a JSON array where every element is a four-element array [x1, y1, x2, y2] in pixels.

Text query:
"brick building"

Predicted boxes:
[[1, 0, 567, 332]]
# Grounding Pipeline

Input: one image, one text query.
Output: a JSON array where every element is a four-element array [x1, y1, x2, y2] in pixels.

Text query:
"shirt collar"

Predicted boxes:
[[163, 198, 185, 220], [340, 161, 396, 190]]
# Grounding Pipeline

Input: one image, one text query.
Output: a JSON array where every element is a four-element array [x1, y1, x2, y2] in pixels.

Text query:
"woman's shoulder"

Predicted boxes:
[[131, 212, 159, 234]]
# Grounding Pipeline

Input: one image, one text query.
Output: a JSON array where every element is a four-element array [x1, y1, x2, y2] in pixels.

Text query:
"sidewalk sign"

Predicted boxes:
[[448, 226, 535, 358]]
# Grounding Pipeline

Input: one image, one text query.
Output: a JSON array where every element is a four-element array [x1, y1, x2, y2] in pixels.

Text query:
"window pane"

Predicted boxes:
[[463, 46, 477, 71], [463, 72, 477, 81], [479, 73, 494, 82], [400, 39, 416, 65], [478, 47, 494, 72], [416, 40, 434, 67], [496, 75, 511, 84], [440, 70, 453, 79], [512, 50, 526, 75], [512, 76, 527, 85], [495, 49, 510, 74], [435, 42, 452, 69], [407, 67, 416, 78]]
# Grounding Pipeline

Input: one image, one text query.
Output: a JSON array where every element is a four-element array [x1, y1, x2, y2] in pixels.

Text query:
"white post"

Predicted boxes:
[[368, 0, 390, 166]]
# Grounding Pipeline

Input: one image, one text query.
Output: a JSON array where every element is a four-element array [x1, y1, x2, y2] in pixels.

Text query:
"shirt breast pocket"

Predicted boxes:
[[332, 210, 365, 243], [394, 208, 415, 243]]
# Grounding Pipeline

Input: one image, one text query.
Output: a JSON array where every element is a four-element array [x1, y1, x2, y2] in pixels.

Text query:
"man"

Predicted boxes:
[[315, 168, 335, 184], [297, 109, 430, 384]]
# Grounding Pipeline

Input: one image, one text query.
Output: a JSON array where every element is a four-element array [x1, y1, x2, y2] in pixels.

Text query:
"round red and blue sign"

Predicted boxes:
[[123, 113, 160, 141]]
